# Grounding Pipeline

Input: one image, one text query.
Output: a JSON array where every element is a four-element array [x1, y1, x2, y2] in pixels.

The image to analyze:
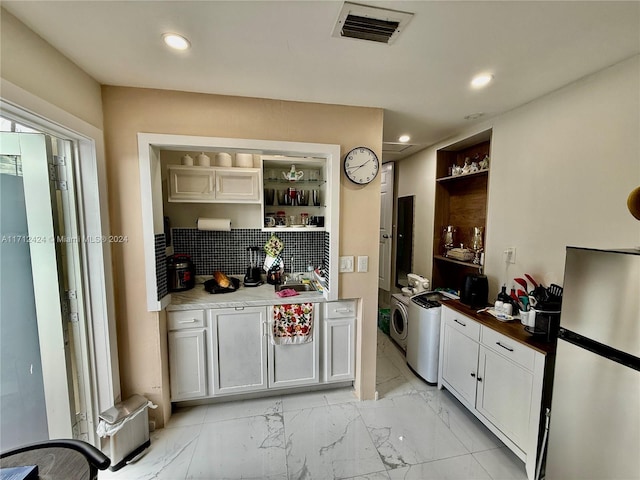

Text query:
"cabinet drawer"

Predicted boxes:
[[443, 307, 480, 341], [324, 300, 356, 319], [481, 327, 535, 371], [168, 309, 205, 331]]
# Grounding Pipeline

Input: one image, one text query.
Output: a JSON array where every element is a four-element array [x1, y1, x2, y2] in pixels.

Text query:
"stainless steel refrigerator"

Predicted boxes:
[[545, 247, 640, 479]]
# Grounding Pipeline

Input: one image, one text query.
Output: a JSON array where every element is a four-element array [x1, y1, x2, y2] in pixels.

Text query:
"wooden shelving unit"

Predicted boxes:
[[432, 130, 491, 291]]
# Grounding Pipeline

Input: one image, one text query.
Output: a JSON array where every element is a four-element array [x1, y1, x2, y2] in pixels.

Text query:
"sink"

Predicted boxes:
[[275, 282, 316, 292]]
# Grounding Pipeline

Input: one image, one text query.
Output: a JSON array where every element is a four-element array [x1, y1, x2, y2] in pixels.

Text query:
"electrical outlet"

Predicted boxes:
[[357, 255, 369, 272], [339, 256, 354, 273], [504, 247, 516, 264]]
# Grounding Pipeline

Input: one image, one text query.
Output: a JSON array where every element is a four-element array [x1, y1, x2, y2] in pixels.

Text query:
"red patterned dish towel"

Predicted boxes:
[[271, 303, 314, 345]]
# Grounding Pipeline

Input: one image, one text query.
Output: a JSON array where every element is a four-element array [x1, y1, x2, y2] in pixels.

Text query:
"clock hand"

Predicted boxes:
[[346, 159, 371, 172]]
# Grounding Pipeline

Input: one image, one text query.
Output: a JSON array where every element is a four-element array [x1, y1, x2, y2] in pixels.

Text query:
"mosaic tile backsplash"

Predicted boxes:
[[171, 228, 328, 279], [155, 233, 167, 301]]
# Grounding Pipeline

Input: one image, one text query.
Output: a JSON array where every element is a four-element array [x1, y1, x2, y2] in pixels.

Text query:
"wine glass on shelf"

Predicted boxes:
[[471, 226, 484, 264], [442, 226, 456, 256]]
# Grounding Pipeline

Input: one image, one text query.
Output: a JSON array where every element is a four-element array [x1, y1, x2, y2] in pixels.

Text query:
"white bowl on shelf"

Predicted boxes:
[[234, 153, 253, 168]]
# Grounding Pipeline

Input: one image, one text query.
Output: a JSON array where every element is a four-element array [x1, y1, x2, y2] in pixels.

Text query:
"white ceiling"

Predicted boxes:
[[3, 1, 639, 161]]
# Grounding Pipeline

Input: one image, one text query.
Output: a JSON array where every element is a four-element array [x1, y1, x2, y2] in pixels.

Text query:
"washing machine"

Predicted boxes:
[[406, 291, 457, 384], [390, 293, 410, 352]]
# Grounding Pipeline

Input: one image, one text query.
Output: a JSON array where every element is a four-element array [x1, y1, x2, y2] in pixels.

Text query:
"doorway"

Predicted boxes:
[[0, 126, 92, 449], [378, 163, 394, 291], [395, 196, 414, 288]]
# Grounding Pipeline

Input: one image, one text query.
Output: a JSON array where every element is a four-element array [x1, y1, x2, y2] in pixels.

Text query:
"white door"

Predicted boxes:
[[269, 341, 320, 388], [168, 329, 207, 400], [476, 346, 533, 449], [210, 307, 268, 395], [323, 317, 356, 382], [0, 132, 90, 448], [214, 168, 261, 203], [167, 165, 216, 202], [379, 162, 394, 290], [441, 323, 479, 408]]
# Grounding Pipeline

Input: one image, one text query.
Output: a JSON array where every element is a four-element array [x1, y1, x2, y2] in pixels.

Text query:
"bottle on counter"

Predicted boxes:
[[497, 284, 510, 303]]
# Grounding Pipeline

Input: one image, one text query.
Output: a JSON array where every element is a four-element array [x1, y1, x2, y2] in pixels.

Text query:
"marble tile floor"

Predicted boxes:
[[99, 330, 527, 480]]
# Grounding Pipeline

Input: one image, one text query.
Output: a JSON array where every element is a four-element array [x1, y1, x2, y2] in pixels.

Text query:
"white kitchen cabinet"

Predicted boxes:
[[167, 165, 261, 203], [210, 307, 268, 395], [322, 300, 356, 383], [167, 165, 216, 202], [440, 320, 479, 408], [269, 341, 320, 388], [438, 305, 547, 480], [214, 168, 261, 203], [168, 329, 207, 401], [167, 309, 208, 401], [268, 303, 321, 388], [476, 345, 533, 449]]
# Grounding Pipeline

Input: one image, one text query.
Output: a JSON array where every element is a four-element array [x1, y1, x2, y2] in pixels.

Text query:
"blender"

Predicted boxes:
[[244, 246, 263, 287]]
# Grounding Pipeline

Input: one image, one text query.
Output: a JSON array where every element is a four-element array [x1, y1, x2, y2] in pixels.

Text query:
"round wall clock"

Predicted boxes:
[[344, 147, 379, 185]]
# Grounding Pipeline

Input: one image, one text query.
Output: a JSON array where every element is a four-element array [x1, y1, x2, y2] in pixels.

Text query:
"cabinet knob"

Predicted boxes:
[[470, 373, 476, 378], [477, 377, 483, 382], [382, 234, 390, 239]]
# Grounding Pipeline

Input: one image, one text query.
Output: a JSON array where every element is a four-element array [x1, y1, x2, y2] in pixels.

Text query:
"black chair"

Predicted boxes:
[[0, 439, 110, 480]]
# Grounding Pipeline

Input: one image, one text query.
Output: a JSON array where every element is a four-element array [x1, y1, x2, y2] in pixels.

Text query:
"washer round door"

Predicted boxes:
[[392, 306, 407, 338], [390, 298, 408, 352]]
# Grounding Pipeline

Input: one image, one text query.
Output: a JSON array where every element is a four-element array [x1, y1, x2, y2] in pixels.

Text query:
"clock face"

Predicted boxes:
[[344, 147, 379, 185]]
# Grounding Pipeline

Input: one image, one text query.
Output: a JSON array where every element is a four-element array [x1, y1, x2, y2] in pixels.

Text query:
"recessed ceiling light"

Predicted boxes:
[[471, 73, 493, 89], [163, 33, 191, 51], [398, 135, 410, 143]]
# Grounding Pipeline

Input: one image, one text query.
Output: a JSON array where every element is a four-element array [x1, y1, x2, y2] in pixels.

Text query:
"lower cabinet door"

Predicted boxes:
[[211, 307, 268, 395], [441, 322, 479, 407], [169, 329, 207, 401], [269, 340, 320, 388], [323, 317, 356, 382], [476, 346, 533, 449]]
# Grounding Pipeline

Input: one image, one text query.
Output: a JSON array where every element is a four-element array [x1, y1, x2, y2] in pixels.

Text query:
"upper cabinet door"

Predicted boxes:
[[168, 165, 215, 202], [167, 166, 261, 203], [214, 168, 261, 203]]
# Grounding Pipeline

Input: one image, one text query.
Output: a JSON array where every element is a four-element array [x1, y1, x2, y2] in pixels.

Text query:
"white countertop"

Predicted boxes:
[[167, 277, 325, 311]]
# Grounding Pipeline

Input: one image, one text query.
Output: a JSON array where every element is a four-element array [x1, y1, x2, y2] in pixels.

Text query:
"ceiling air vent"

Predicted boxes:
[[332, 2, 414, 45], [383, 142, 415, 154]]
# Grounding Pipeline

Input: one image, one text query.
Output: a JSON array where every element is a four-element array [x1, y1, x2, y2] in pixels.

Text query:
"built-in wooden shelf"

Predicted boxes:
[[432, 130, 491, 291]]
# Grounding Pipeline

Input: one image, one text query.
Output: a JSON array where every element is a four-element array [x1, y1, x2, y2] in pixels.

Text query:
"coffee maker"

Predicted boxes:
[[244, 246, 263, 287]]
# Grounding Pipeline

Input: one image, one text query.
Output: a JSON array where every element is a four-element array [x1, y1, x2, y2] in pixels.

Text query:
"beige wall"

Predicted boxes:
[[398, 55, 640, 299], [0, 8, 104, 129], [102, 86, 383, 424]]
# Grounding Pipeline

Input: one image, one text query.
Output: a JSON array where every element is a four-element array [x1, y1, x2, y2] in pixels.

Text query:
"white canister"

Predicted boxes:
[[181, 154, 194, 166], [234, 153, 253, 168], [215, 152, 232, 167], [196, 152, 210, 167], [520, 310, 535, 327]]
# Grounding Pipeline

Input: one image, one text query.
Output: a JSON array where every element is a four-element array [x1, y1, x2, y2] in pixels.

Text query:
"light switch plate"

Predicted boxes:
[[357, 255, 369, 272], [339, 256, 354, 273]]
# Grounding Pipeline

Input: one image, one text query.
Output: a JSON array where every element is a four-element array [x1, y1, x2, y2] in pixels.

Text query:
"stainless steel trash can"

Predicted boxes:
[[98, 394, 151, 471]]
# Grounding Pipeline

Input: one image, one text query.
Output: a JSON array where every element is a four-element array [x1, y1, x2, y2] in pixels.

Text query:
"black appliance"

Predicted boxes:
[[460, 274, 488, 307], [167, 254, 195, 292]]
